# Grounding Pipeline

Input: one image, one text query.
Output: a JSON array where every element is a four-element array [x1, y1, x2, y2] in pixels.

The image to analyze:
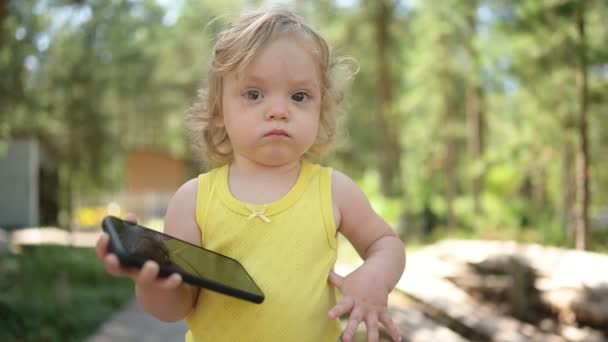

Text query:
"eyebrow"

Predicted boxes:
[[239, 74, 267, 86], [242, 74, 319, 90]]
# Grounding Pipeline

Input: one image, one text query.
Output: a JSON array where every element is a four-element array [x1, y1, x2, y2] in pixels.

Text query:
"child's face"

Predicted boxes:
[[220, 36, 322, 167]]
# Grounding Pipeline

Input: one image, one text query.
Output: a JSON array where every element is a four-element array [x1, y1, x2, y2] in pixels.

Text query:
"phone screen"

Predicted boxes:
[[103, 216, 264, 303]]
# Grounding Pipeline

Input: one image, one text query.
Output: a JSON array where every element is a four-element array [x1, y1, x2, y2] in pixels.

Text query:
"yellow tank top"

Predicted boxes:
[[185, 160, 342, 342]]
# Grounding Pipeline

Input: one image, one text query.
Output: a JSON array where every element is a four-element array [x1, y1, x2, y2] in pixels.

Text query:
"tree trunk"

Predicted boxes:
[[437, 30, 459, 231], [373, 0, 403, 197], [466, 85, 484, 214], [464, 4, 486, 215], [574, 1, 590, 250], [439, 42, 457, 230], [0, 0, 7, 27], [444, 102, 458, 231], [561, 140, 576, 242]]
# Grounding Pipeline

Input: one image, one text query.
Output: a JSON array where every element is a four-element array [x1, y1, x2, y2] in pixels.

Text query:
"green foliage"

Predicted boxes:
[[1, 0, 607, 249], [358, 170, 403, 226], [0, 246, 133, 341]]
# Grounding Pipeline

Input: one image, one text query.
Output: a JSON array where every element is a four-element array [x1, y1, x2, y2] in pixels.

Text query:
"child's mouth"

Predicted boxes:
[[265, 129, 289, 137]]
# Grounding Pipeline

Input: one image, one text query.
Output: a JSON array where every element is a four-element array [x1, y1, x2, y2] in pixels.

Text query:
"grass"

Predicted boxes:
[[0, 245, 133, 342]]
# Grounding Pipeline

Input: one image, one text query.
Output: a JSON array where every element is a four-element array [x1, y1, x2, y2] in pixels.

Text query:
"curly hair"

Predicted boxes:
[[186, 6, 356, 166]]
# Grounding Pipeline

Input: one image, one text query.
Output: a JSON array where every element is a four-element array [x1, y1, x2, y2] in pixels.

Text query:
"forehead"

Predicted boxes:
[[233, 36, 322, 86]]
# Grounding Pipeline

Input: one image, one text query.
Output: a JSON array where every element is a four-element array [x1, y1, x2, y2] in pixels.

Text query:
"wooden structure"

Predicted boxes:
[[123, 150, 193, 221]]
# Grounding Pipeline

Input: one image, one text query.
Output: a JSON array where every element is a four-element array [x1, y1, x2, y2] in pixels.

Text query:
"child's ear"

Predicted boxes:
[[213, 115, 225, 127]]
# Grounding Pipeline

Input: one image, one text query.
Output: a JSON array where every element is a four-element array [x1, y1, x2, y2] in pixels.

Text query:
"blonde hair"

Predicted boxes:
[[186, 6, 355, 166]]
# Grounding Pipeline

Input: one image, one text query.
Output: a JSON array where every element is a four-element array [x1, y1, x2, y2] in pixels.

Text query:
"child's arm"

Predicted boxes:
[[327, 171, 405, 342], [95, 179, 201, 322], [137, 178, 201, 321]]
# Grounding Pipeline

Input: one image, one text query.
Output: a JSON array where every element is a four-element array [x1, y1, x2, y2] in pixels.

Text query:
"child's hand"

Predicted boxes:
[[95, 213, 183, 291], [328, 270, 401, 342]]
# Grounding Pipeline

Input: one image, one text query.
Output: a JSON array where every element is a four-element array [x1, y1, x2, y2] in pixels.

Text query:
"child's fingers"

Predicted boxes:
[[365, 313, 380, 342], [103, 253, 136, 278], [341, 308, 364, 342], [379, 310, 402, 342], [159, 273, 183, 290], [98, 234, 138, 279], [327, 270, 344, 289], [95, 233, 109, 261], [102, 253, 123, 276], [124, 212, 139, 224], [328, 296, 354, 319], [137, 260, 160, 286]]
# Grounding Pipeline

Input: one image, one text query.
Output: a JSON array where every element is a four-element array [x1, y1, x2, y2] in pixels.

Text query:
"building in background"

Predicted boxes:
[[124, 150, 191, 221], [75, 150, 193, 230], [0, 138, 192, 230], [0, 138, 58, 229]]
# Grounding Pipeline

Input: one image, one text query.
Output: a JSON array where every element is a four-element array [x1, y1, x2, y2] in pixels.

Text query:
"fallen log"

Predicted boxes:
[[337, 241, 608, 341], [429, 240, 608, 340], [400, 275, 565, 342]]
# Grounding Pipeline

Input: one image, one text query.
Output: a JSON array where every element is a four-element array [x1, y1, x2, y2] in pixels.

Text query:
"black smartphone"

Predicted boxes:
[[101, 215, 264, 304]]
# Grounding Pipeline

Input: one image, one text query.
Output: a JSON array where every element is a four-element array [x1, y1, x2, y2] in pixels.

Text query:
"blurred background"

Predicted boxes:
[[1, 0, 607, 341]]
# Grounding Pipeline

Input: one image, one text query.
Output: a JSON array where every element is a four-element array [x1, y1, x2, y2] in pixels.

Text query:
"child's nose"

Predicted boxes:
[[265, 100, 289, 120]]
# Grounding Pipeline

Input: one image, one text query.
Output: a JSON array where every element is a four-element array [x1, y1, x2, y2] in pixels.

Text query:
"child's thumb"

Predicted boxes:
[[327, 270, 344, 289], [124, 212, 139, 224]]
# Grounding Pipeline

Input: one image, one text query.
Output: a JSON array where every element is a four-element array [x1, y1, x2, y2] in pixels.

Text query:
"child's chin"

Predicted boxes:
[[256, 152, 300, 166]]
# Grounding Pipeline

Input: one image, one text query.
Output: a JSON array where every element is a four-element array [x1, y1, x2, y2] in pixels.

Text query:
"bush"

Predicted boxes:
[[0, 245, 133, 341]]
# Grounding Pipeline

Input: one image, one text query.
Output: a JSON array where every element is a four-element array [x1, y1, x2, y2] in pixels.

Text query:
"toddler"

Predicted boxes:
[[96, 6, 405, 342]]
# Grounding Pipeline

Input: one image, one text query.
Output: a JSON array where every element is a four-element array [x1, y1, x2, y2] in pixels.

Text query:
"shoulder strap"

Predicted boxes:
[[319, 166, 338, 250], [195, 171, 212, 243]]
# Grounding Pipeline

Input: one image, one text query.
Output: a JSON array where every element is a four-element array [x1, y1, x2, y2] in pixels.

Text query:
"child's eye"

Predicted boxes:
[[244, 90, 263, 101], [291, 91, 310, 102]]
